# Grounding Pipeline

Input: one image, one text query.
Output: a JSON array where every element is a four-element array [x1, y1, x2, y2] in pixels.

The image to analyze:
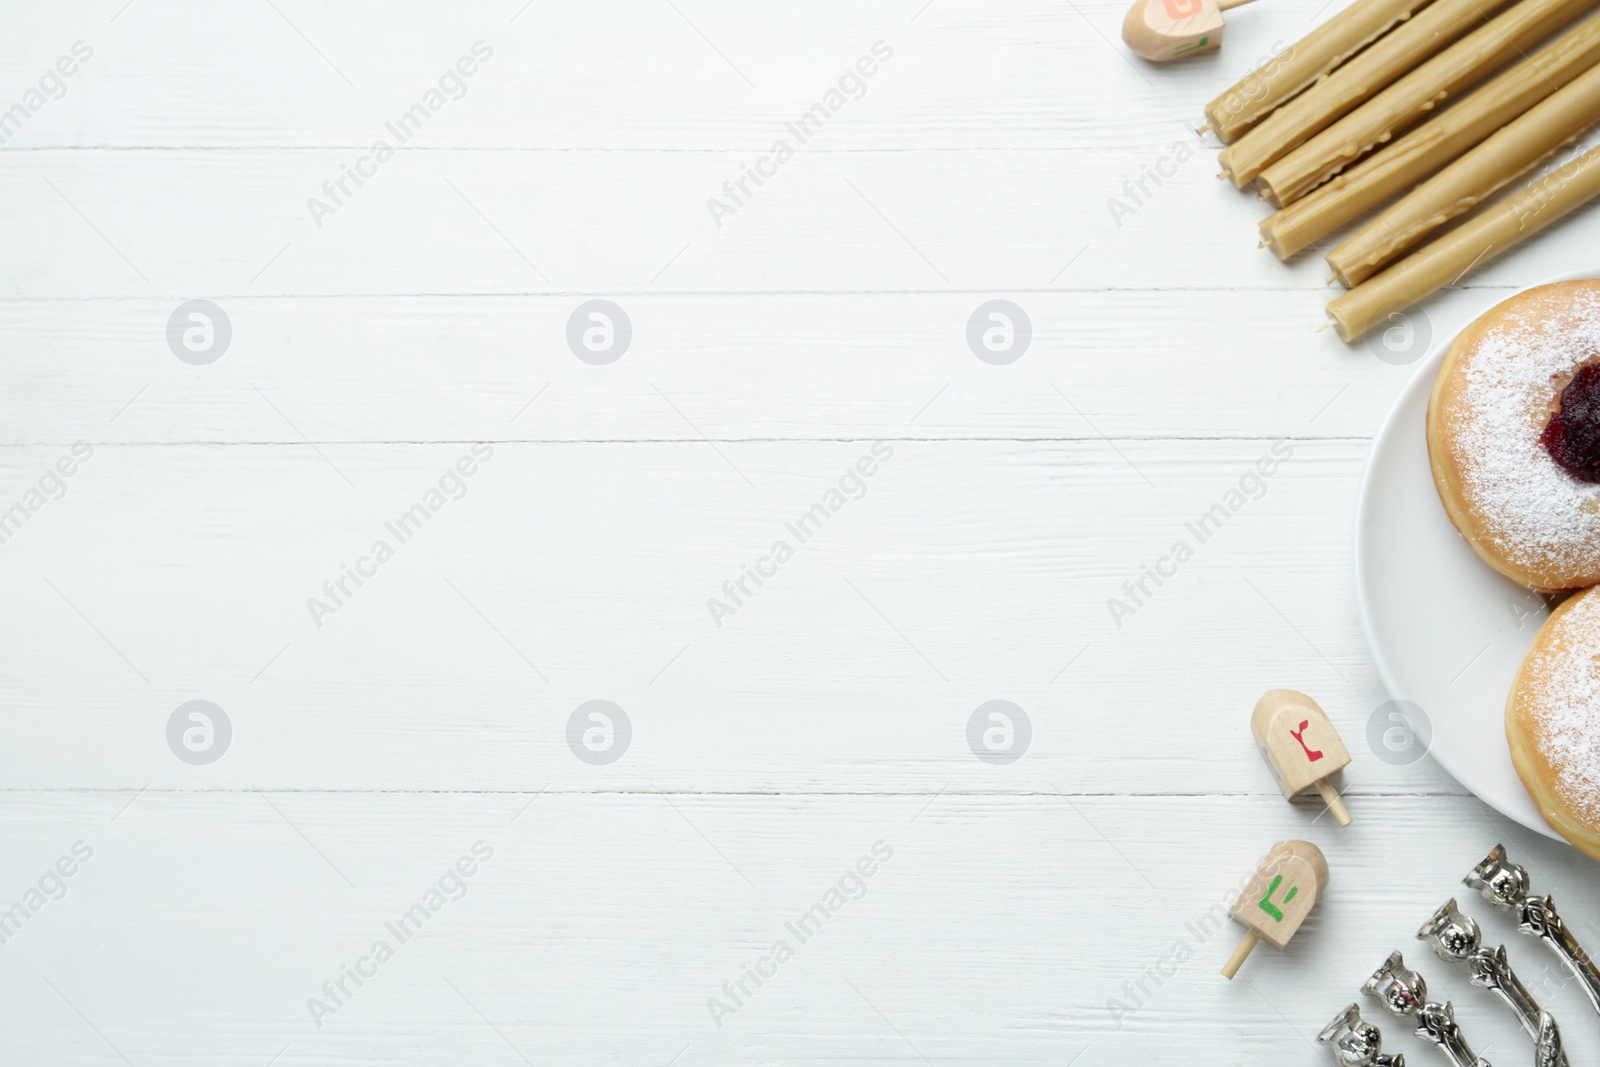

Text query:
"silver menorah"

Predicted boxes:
[[1320, 1003, 1406, 1067], [1364, 951, 1491, 1067], [1466, 844, 1600, 1018], [1418, 899, 1566, 1067]]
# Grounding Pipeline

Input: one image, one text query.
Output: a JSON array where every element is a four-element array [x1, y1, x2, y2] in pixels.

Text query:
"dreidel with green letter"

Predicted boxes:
[[1253, 689, 1353, 826], [1222, 839, 1328, 979]]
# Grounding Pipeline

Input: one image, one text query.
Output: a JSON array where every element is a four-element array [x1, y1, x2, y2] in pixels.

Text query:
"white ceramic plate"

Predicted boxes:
[[1354, 269, 1600, 840]]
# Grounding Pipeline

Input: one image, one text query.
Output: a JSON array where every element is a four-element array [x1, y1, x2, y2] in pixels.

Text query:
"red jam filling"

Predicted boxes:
[[1541, 363, 1600, 483]]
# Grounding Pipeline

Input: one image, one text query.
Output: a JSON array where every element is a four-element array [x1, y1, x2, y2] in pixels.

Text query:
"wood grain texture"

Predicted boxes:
[[1, 439, 1422, 795], [0, 291, 1472, 444], [6, 1, 1600, 1064], [2, 0, 1312, 150], [0, 794, 1597, 1065], [5, 148, 1598, 298]]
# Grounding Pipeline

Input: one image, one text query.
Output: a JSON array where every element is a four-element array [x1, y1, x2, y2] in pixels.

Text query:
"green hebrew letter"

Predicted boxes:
[[1257, 874, 1299, 922]]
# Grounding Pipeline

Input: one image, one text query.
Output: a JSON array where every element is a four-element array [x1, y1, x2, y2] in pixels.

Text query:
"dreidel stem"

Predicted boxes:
[[1222, 929, 1260, 979], [1315, 778, 1351, 826]]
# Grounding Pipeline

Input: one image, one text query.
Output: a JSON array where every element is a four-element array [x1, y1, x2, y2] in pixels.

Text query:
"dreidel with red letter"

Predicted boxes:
[[1253, 688, 1353, 826], [1120, 0, 1262, 63], [1222, 839, 1328, 979]]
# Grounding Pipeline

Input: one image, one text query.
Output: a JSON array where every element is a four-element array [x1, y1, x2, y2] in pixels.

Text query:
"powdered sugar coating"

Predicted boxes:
[[1521, 590, 1600, 825], [1452, 286, 1600, 574]]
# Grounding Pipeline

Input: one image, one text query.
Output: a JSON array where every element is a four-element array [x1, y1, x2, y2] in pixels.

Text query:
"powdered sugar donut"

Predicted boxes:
[[1427, 280, 1600, 590], [1508, 585, 1600, 859]]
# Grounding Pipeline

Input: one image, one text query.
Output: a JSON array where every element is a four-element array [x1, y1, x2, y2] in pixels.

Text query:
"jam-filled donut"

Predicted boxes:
[[1508, 585, 1600, 859], [1428, 280, 1600, 590]]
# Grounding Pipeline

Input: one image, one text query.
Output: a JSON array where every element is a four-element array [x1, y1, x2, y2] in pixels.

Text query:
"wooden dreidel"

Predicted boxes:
[[1221, 839, 1328, 979], [1120, 0, 1260, 63], [1253, 688, 1353, 826]]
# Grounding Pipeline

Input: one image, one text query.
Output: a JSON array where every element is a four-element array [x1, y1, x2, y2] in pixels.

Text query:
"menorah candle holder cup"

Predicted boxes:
[[1363, 951, 1489, 1067], [1466, 844, 1600, 1018], [1319, 1003, 1406, 1067], [1417, 899, 1566, 1067]]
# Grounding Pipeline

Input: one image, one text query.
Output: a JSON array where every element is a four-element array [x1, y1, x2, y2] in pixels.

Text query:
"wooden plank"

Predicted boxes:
[[0, 791, 1586, 1064], [0, 285, 1548, 446], [0, 438, 1463, 797], [3, 0, 1331, 150], [5, 147, 1596, 298]]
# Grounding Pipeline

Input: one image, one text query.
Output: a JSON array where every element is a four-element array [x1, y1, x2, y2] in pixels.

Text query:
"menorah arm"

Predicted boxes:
[[1522, 896, 1600, 1017], [1465, 946, 1539, 1039], [1414, 1002, 1487, 1067], [1535, 1011, 1565, 1067]]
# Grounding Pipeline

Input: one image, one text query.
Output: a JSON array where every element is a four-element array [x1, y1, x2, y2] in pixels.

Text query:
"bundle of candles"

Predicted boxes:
[[1201, 0, 1600, 341]]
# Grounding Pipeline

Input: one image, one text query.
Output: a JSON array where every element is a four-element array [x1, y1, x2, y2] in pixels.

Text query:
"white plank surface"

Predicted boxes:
[[7, 1, 1600, 1064]]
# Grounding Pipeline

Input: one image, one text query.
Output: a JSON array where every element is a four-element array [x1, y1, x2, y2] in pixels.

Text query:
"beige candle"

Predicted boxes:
[[1217, 0, 1517, 187], [1202, 0, 1435, 144], [1259, 11, 1600, 258], [1327, 143, 1600, 341], [1257, 0, 1600, 206], [1329, 60, 1600, 285]]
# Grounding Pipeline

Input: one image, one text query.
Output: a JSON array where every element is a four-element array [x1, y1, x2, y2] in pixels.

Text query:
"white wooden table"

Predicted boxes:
[[7, 2, 1600, 1063]]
